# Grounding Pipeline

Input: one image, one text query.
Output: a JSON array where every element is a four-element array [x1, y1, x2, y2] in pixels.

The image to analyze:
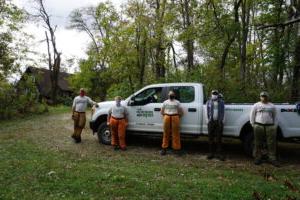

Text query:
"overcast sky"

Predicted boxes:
[[12, 0, 124, 73]]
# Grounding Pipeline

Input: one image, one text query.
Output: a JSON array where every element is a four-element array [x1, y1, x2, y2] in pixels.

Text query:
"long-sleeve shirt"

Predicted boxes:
[[250, 102, 277, 125], [72, 96, 96, 112], [206, 99, 225, 122]]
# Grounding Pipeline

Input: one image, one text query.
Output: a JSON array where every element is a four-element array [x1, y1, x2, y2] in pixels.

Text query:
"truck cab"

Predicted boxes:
[[90, 83, 205, 144]]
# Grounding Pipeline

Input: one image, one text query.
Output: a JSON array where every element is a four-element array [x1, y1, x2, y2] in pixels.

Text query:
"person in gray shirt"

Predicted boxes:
[[250, 91, 279, 167], [72, 88, 98, 143]]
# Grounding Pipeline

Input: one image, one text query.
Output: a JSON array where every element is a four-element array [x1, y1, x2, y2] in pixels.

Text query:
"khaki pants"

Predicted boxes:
[[162, 115, 181, 150], [72, 112, 86, 140], [253, 124, 277, 161], [110, 117, 127, 149]]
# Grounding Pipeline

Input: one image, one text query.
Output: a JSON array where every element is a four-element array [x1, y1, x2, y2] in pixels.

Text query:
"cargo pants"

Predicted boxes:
[[253, 124, 277, 161], [162, 115, 181, 150], [72, 112, 86, 141], [110, 117, 127, 149]]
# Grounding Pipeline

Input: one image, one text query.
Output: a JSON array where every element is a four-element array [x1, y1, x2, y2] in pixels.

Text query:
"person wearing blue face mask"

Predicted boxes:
[[206, 90, 225, 161]]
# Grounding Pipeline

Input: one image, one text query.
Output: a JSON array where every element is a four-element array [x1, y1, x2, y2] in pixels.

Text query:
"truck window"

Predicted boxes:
[[133, 87, 163, 105], [169, 86, 195, 103]]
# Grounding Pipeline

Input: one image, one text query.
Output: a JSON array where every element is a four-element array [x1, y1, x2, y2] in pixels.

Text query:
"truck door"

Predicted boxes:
[[168, 86, 201, 134], [126, 87, 167, 132]]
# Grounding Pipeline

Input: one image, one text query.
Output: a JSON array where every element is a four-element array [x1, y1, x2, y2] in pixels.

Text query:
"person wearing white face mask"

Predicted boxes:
[[107, 96, 128, 151], [206, 90, 225, 161]]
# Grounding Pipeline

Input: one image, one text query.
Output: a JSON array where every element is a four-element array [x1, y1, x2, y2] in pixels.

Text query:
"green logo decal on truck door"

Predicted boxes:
[[136, 108, 154, 118]]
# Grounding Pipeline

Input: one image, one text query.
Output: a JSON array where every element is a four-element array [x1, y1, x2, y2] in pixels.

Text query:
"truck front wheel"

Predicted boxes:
[[97, 122, 111, 145]]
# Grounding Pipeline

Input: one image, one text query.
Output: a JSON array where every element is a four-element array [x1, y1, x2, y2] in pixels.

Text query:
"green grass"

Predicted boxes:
[[0, 111, 300, 200]]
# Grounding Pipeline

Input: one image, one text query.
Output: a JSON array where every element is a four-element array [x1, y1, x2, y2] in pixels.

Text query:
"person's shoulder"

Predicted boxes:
[[268, 102, 275, 107], [253, 102, 261, 106], [175, 99, 181, 104], [74, 96, 80, 100], [163, 99, 169, 104]]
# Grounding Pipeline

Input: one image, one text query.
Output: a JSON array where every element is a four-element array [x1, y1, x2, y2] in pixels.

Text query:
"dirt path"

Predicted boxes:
[[2, 112, 300, 170]]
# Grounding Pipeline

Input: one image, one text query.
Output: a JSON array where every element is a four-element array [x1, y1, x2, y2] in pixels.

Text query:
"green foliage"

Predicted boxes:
[[0, 0, 25, 80], [1, 113, 300, 199], [68, 0, 299, 102], [0, 75, 48, 120]]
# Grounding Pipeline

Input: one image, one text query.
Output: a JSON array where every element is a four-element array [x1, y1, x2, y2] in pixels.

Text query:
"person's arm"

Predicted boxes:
[[124, 107, 128, 126], [221, 100, 225, 123], [160, 102, 165, 115], [88, 97, 98, 107], [206, 100, 210, 123], [107, 108, 112, 125], [72, 98, 76, 116], [273, 105, 278, 126], [250, 104, 257, 126], [178, 102, 184, 117]]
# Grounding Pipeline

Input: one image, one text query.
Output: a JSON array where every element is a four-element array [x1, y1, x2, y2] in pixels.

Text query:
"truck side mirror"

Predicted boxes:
[[128, 96, 135, 106]]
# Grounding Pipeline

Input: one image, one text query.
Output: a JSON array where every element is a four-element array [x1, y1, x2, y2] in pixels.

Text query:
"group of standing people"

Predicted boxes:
[[71, 88, 279, 167]]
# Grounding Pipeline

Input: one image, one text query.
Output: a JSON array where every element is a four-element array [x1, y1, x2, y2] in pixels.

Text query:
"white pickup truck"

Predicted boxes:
[[90, 83, 300, 155]]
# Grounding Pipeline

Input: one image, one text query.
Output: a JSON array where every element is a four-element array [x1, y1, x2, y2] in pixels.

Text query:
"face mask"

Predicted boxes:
[[169, 95, 175, 100], [211, 95, 218, 100], [80, 91, 85, 97], [116, 100, 121, 106]]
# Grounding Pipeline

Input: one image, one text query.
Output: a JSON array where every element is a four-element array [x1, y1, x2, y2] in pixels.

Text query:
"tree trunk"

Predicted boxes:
[[291, 1, 300, 101], [239, 0, 250, 91]]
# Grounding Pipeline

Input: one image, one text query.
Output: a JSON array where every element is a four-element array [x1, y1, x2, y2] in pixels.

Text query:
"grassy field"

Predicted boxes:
[[1, 108, 300, 200]]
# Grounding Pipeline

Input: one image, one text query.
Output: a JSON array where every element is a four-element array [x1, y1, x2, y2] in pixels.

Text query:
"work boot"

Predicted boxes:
[[120, 147, 127, 151], [75, 137, 81, 143], [216, 154, 225, 161], [207, 153, 214, 160], [71, 135, 76, 141], [269, 160, 280, 168], [113, 145, 119, 151], [160, 148, 167, 156], [173, 150, 183, 156], [254, 159, 263, 165]]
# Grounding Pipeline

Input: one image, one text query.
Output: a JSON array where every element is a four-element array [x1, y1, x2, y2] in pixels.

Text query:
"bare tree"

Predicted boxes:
[[35, 0, 61, 104]]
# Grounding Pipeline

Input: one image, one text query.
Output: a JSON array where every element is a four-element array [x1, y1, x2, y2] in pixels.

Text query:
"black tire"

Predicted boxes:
[[242, 130, 254, 157], [97, 122, 111, 145]]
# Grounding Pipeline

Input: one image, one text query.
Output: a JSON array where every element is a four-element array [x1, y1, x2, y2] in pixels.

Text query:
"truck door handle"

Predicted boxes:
[[154, 108, 161, 112], [188, 108, 197, 112]]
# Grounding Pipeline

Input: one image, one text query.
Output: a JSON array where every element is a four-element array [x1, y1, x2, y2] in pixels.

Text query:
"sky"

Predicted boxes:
[[12, 0, 124, 73]]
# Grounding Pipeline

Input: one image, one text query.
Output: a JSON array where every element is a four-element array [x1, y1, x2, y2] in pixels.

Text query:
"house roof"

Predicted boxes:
[[25, 67, 73, 98]]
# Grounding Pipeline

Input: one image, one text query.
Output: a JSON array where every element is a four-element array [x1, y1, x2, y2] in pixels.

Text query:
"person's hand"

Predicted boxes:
[[107, 122, 110, 126]]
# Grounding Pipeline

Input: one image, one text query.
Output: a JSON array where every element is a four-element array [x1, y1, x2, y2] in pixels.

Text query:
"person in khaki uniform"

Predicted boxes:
[[107, 96, 128, 151], [250, 91, 279, 167], [72, 88, 98, 143], [160, 91, 183, 156]]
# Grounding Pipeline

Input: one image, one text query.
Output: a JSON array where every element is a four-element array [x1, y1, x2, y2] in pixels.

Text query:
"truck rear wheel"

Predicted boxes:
[[242, 130, 254, 157], [97, 122, 111, 145]]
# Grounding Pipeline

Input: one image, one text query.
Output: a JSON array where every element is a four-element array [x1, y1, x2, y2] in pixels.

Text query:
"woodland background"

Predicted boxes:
[[1, 0, 300, 119]]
